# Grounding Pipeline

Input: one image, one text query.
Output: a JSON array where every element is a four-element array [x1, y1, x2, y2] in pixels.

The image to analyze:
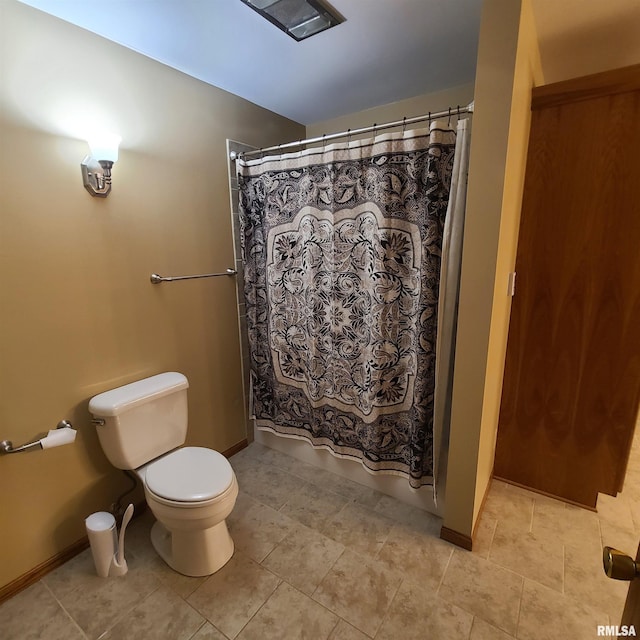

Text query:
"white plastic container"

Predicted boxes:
[[85, 504, 134, 577], [85, 511, 117, 578]]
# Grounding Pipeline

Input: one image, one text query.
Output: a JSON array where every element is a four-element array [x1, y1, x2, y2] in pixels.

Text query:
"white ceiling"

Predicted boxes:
[[17, 0, 483, 125]]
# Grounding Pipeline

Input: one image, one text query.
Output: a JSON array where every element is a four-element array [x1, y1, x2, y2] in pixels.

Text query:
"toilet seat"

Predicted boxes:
[[144, 447, 234, 503]]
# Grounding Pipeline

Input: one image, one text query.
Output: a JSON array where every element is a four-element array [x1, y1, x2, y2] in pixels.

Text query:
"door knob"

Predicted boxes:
[[603, 546, 640, 581]]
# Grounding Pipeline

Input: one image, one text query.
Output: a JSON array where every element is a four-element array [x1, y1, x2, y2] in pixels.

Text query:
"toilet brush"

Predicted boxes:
[[109, 503, 134, 576]]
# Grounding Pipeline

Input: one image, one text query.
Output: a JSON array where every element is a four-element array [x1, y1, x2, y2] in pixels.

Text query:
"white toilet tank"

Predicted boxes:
[[89, 372, 189, 470]]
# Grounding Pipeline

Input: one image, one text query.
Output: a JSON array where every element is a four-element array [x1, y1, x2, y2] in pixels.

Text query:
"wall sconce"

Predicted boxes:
[[81, 133, 121, 197]]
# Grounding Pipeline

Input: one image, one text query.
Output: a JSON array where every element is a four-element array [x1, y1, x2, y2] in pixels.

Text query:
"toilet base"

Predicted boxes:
[[150, 519, 234, 577]]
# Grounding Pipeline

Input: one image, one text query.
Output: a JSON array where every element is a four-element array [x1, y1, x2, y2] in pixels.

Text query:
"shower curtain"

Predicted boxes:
[[237, 122, 459, 488], [433, 117, 471, 493]]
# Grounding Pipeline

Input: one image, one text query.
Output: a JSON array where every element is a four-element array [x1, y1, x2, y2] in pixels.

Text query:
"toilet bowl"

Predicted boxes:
[[138, 446, 238, 576], [89, 372, 238, 577]]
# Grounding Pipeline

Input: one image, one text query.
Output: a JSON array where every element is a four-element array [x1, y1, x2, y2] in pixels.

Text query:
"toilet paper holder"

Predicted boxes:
[[0, 420, 76, 454]]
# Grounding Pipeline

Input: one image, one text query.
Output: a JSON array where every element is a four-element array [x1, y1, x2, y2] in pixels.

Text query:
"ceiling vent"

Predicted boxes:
[[240, 0, 345, 41]]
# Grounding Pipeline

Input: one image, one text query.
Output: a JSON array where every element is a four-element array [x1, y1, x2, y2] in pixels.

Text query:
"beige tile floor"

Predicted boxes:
[[1, 437, 638, 640]]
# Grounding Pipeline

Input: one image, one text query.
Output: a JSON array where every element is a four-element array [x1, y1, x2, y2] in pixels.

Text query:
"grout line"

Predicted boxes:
[[561, 543, 566, 595], [230, 576, 282, 640], [180, 588, 222, 636], [435, 547, 454, 596], [372, 527, 394, 562], [597, 510, 604, 551], [370, 571, 404, 639], [310, 547, 346, 599], [486, 518, 498, 559], [528, 498, 535, 533], [273, 570, 368, 640], [436, 552, 519, 639], [186, 620, 211, 640], [326, 616, 342, 639], [467, 616, 477, 640], [513, 576, 526, 638], [312, 550, 346, 597], [41, 580, 90, 640], [102, 585, 162, 636], [298, 586, 356, 639]]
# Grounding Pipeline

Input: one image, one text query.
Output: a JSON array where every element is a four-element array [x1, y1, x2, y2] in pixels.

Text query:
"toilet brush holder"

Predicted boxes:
[[85, 504, 134, 577]]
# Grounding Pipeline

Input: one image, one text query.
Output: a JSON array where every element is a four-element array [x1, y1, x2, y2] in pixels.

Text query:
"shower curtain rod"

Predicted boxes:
[[230, 101, 473, 161]]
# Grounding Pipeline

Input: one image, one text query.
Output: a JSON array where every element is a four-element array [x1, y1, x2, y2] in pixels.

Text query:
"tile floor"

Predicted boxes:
[[1, 438, 638, 640]]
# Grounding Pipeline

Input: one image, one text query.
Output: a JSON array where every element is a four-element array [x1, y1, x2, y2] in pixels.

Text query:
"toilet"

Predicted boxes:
[[88, 372, 238, 577]]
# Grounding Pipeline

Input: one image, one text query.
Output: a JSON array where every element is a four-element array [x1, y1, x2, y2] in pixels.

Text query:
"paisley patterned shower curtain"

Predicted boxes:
[[237, 123, 457, 488]]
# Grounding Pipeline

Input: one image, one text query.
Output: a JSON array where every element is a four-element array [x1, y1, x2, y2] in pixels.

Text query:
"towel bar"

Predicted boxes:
[[150, 268, 237, 284]]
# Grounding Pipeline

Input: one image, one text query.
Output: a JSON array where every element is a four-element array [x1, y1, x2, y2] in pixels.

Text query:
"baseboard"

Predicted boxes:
[[493, 475, 597, 512], [0, 500, 147, 605], [0, 536, 89, 605], [440, 526, 473, 550], [439, 472, 494, 552], [223, 438, 248, 458]]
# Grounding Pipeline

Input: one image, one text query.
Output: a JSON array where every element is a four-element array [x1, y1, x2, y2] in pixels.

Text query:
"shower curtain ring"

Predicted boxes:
[[448, 108, 451, 125], [373, 123, 377, 138], [322, 134, 326, 149], [347, 128, 352, 144], [402, 117, 407, 133]]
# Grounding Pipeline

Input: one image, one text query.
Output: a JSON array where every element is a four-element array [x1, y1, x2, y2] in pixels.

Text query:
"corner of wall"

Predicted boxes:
[[472, 0, 545, 525], [443, 0, 524, 539]]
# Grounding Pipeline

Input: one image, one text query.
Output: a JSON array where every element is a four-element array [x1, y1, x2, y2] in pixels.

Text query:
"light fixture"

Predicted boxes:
[[81, 132, 121, 197], [240, 0, 345, 41]]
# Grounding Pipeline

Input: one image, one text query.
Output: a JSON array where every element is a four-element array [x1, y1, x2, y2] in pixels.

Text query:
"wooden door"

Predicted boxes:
[[494, 66, 640, 508]]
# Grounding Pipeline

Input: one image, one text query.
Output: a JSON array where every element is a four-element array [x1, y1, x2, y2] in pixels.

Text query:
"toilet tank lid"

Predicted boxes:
[[88, 372, 188, 417]]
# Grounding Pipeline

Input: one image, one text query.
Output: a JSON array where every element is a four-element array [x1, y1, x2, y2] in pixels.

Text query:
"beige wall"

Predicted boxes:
[[0, 0, 304, 590], [443, 0, 543, 537], [472, 0, 544, 524], [306, 84, 475, 139], [531, 0, 640, 83]]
